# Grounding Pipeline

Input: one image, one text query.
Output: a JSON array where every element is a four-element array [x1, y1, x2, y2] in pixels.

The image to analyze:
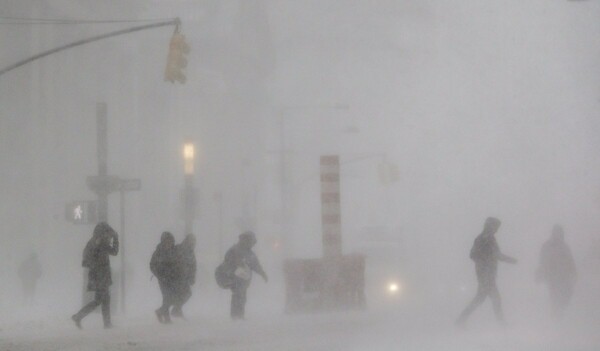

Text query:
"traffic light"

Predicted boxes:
[[164, 31, 190, 84]]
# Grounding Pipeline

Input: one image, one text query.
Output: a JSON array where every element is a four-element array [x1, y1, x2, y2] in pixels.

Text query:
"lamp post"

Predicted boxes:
[[183, 142, 195, 234]]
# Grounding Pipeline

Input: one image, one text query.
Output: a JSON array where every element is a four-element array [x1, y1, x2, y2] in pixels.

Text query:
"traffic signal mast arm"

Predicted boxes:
[[0, 18, 180, 77]]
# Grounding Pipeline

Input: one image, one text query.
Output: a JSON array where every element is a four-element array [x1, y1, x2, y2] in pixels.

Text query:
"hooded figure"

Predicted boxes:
[[456, 217, 517, 327], [18, 253, 42, 304], [150, 231, 179, 323], [536, 225, 577, 319], [172, 234, 197, 318], [72, 222, 119, 329], [216, 231, 268, 319]]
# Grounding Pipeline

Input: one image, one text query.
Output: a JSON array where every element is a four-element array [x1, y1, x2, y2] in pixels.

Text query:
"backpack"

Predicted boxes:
[[215, 262, 234, 289]]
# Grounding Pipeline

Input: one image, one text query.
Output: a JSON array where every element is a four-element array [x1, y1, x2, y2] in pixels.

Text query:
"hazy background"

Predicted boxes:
[[0, 0, 599, 348]]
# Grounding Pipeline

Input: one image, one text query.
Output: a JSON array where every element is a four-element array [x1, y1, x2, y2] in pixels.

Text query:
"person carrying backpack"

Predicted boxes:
[[215, 231, 267, 320], [172, 234, 197, 319], [150, 231, 179, 324]]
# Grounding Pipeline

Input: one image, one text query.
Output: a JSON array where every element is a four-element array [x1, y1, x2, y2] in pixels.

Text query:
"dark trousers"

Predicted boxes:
[[231, 278, 249, 319], [74, 289, 111, 326], [548, 282, 574, 319], [457, 267, 504, 324], [173, 284, 192, 316], [158, 280, 176, 319]]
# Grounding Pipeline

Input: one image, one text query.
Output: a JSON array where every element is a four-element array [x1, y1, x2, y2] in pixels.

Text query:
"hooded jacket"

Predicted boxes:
[[82, 222, 119, 291], [150, 232, 180, 284]]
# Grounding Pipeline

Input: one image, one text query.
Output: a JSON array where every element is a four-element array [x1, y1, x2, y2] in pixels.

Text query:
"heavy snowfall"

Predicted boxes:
[[1, 1, 599, 350]]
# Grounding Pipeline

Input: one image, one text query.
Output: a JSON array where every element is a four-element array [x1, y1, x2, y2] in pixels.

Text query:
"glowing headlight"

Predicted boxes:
[[387, 282, 401, 294]]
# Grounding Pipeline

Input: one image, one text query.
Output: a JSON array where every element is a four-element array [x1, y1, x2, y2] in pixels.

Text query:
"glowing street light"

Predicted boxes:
[[182, 141, 196, 234], [183, 142, 195, 175]]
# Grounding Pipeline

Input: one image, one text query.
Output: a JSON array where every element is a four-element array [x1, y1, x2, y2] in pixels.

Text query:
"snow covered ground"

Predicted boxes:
[[2, 304, 598, 351], [1, 279, 599, 351]]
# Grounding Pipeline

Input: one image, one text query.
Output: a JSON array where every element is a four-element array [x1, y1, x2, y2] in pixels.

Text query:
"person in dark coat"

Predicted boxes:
[[535, 225, 577, 319], [18, 253, 42, 304], [150, 231, 179, 324], [172, 234, 197, 319], [456, 217, 517, 327], [72, 222, 119, 329], [217, 231, 268, 320]]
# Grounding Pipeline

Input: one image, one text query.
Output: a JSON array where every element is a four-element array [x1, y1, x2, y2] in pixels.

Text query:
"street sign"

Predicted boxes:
[[65, 201, 98, 225], [86, 175, 121, 194], [119, 178, 141, 192], [86, 176, 141, 194]]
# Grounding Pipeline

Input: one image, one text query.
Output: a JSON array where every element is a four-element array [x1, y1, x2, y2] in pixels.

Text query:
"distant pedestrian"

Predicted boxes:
[[18, 253, 42, 304], [456, 217, 517, 327], [215, 231, 268, 320], [72, 222, 119, 329], [172, 234, 197, 319], [535, 225, 577, 319], [150, 231, 179, 324]]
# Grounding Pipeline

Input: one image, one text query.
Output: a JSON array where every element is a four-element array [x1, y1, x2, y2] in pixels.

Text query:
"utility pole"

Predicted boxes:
[[119, 189, 126, 313], [86, 103, 141, 314], [96, 103, 109, 221]]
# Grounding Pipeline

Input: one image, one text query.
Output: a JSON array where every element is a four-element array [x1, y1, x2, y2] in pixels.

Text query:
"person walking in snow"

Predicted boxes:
[[456, 217, 517, 327], [536, 224, 577, 319], [18, 253, 42, 304], [150, 231, 179, 324], [172, 233, 197, 319], [215, 231, 268, 320], [72, 222, 119, 329]]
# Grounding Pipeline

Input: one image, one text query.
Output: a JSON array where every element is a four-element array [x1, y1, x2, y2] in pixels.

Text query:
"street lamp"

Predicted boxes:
[[183, 142, 195, 175], [183, 141, 195, 234]]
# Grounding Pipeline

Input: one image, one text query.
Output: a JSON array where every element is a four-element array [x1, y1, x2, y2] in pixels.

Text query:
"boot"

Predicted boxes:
[[71, 314, 82, 330], [155, 308, 164, 323]]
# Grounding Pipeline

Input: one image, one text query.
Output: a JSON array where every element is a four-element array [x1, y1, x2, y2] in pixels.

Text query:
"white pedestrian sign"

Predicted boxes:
[[74, 205, 83, 220], [65, 201, 97, 224]]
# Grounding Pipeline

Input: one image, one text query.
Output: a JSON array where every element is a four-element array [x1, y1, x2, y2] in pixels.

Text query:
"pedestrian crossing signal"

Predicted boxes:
[[65, 201, 97, 225]]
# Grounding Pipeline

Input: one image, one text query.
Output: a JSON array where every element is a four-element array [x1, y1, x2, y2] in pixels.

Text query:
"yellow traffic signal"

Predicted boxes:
[[165, 31, 190, 84]]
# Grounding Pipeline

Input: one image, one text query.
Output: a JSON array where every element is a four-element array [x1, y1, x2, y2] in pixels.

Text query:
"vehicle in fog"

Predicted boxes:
[[352, 227, 407, 308]]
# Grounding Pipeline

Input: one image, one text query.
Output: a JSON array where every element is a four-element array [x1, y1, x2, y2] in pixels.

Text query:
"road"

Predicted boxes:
[[2, 306, 599, 351]]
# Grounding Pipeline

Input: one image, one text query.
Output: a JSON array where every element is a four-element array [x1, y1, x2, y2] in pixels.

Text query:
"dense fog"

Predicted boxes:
[[1, 1, 599, 350]]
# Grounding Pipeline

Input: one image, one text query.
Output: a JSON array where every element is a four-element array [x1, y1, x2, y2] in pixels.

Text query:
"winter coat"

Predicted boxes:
[[82, 226, 119, 291], [470, 233, 515, 283], [216, 242, 265, 289], [175, 240, 197, 287], [150, 241, 179, 284], [537, 237, 577, 287]]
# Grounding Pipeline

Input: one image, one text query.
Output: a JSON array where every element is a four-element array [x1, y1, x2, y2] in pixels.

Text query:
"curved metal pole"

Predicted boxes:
[[0, 18, 179, 77]]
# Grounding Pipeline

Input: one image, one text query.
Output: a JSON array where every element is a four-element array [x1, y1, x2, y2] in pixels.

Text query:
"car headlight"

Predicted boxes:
[[387, 281, 401, 295]]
